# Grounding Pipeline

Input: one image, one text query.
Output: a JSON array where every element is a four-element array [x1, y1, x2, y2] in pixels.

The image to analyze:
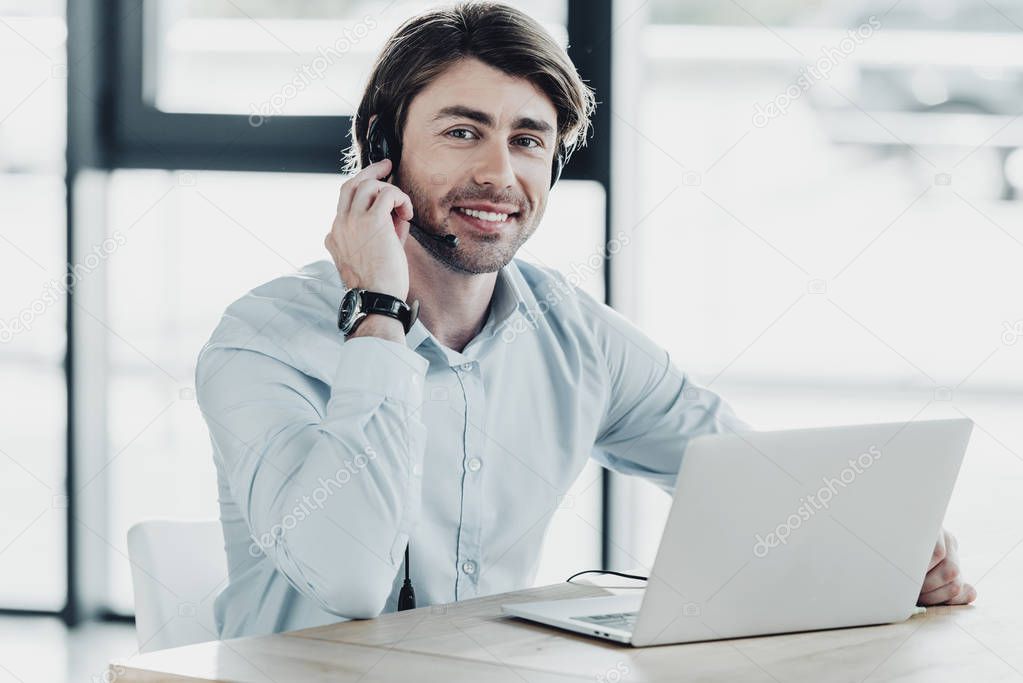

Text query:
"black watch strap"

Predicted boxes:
[[361, 290, 414, 331], [341, 288, 420, 337]]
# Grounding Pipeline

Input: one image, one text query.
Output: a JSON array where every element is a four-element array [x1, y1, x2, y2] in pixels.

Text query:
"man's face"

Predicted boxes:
[[394, 57, 558, 274]]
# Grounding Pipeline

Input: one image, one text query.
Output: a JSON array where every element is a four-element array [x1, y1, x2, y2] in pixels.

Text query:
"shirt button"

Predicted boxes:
[[466, 457, 482, 472], [459, 362, 474, 372], [412, 463, 423, 477], [461, 560, 476, 575]]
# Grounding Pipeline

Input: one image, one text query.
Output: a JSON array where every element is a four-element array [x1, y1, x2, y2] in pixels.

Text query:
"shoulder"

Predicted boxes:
[[511, 257, 639, 342], [195, 260, 344, 380], [512, 257, 668, 375], [511, 257, 592, 320]]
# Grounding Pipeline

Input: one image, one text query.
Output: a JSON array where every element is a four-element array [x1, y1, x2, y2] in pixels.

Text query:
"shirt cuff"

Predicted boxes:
[[332, 336, 429, 406]]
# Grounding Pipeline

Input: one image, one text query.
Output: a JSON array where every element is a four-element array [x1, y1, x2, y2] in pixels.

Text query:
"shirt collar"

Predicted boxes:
[[404, 259, 537, 353]]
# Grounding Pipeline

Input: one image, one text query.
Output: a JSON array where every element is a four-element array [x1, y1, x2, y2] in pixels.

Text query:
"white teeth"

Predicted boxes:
[[457, 207, 510, 222]]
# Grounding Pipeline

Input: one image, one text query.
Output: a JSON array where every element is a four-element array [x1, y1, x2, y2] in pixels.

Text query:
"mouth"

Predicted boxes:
[[451, 206, 520, 234]]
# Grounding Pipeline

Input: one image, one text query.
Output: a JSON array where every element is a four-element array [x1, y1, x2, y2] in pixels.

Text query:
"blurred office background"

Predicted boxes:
[[1, 0, 1021, 679]]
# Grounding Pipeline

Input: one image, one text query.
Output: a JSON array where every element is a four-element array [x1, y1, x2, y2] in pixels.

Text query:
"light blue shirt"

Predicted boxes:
[[195, 257, 749, 638]]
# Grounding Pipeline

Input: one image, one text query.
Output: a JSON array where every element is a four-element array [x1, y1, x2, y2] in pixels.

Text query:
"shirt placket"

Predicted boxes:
[[453, 358, 484, 599]]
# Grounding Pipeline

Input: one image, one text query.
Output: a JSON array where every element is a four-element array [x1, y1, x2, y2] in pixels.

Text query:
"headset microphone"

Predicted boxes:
[[408, 217, 459, 249]]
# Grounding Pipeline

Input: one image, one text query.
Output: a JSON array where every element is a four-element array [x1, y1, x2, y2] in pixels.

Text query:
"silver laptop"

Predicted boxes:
[[503, 418, 973, 647]]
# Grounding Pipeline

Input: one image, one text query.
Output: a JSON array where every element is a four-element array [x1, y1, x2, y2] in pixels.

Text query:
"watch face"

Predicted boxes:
[[337, 288, 362, 334]]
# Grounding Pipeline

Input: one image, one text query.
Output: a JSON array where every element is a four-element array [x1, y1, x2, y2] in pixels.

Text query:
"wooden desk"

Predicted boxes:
[[111, 577, 1023, 682]]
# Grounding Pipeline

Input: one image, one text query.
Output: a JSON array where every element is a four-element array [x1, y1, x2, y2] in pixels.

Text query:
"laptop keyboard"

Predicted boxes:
[[573, 611, 638, 632]]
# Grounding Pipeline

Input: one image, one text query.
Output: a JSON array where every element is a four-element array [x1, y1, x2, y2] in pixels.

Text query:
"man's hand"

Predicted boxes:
[[325, 157, 414, 300], [918, 528, 976, 606]]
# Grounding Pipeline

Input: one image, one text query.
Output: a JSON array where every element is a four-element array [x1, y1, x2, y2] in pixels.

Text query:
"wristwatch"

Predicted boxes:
[[337, 288, 419, 337]]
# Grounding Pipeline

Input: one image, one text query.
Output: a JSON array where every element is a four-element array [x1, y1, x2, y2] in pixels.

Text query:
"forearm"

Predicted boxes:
[[197, 339, 428, 617], [269, 385, 427, 617]]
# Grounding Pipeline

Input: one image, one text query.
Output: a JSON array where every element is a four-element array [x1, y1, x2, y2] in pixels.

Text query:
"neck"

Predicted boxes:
[[405, 241, 498, 353]]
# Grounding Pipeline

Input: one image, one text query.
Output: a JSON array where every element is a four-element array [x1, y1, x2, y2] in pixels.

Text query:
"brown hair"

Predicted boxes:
[[341, 1, 596, 175]]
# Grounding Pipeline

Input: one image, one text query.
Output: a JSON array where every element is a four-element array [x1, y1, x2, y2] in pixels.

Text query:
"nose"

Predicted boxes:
[[471, 138, 516, 189]]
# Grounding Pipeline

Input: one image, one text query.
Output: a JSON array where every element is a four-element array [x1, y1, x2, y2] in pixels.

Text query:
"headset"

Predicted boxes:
[[364, 114, 566, 609], [365, 113, 567, 251], [366, 113, 566, 188]]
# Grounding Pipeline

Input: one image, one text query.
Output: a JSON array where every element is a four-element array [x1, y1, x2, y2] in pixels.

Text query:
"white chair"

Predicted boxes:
[[126, 519, 228, 653]]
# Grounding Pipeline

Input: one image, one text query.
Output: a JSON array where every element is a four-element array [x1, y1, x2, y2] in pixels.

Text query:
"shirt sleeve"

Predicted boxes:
[[195, 335, 429, 619], [575, 286, 753, 494]]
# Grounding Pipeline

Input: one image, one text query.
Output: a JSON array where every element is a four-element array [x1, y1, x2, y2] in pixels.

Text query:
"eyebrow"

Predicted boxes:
[[432, 104, 555, 139]]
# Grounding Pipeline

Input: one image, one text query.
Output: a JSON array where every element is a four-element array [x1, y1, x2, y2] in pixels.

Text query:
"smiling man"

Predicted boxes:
[[347, 56, 561, 351], [195, 1, 974, 640]]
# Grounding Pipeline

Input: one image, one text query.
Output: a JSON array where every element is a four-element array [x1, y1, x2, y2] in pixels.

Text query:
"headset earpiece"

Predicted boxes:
[[550, 144, 566, 189], [366, 115, 399, 177]]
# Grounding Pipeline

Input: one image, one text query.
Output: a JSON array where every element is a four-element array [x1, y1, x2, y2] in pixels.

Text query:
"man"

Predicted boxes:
[[195, 1, 974, 640]]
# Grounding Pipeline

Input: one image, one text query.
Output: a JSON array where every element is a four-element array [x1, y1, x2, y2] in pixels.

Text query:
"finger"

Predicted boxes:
[[351, 178, 387, 214], [391, 189, 414, 222], [918, 579, 963, 606], [386, 189, 415, 227], [920, 557, 960, 594], [927, 533, 947, 572], [362, 183, 412, 224], [337, 159, 392, 215], [946, 582, 977, 605], [381, 191, 414, 244], [370, 185, 414, 226]]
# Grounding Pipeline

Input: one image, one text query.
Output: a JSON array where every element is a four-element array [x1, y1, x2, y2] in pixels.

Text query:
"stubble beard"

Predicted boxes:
[[394, 166, 539, 275]]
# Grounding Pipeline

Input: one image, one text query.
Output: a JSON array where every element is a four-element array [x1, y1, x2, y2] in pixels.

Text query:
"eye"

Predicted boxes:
[[514, 136, 542, 149], [446, 128, 477, 140]]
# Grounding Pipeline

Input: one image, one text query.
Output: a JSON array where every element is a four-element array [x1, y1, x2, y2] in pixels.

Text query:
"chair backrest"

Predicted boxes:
[[126, 519, 228, 653]]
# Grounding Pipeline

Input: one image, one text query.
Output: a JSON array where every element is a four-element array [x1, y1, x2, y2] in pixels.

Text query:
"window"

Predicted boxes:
[[145, 0, 568, 116], [613, 0, 1023, 576], [0, 0, 67, 610]]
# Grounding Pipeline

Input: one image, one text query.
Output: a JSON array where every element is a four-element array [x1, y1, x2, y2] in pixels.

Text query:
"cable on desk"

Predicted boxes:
[[565, 569, 648, 585]]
